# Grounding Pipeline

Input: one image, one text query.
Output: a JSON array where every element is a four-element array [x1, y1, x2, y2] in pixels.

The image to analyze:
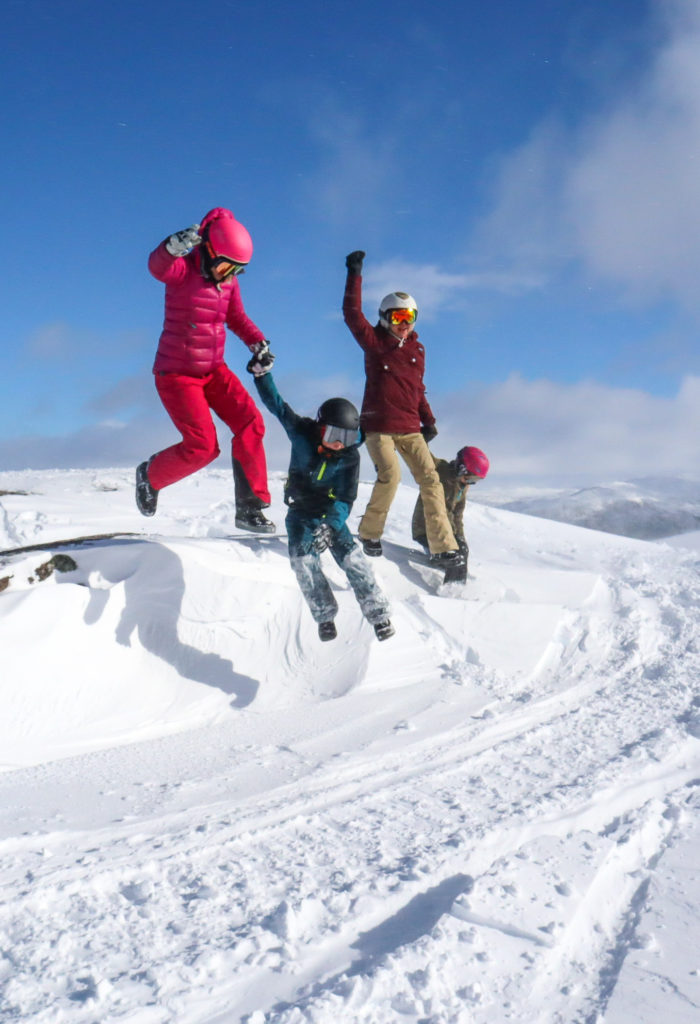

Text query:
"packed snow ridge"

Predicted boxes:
[[1, 467, 699, 1024]]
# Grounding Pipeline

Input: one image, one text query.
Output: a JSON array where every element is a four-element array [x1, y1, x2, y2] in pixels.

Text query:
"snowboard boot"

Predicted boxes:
[[373, 619, 395, 641], [318, 621, 337, 642], [361, 537, 383, 557], [235, 506, 276, 534], [135, 460, 158, 517], [232, 458, 275, 534], [430, 550, 467, 585]]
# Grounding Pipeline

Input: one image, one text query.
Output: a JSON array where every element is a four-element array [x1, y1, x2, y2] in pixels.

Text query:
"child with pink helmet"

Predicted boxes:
[[136, 207, 275, 533]]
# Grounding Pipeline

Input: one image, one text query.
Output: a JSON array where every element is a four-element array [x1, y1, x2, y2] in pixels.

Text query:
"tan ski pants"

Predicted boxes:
[[359, 432, 458, 554]]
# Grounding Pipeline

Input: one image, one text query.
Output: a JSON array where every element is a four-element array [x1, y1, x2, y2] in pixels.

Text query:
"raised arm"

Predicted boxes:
[[342, 250, 380, 352], [148, 223, 202, 283], [251, 369, 302, 438]]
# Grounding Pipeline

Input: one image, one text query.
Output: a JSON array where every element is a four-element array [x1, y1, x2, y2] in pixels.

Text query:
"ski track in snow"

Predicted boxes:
[[0, 468, 699, 1024]]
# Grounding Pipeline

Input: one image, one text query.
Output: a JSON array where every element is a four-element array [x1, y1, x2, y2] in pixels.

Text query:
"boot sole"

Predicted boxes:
[[234, 521, 276, 534]]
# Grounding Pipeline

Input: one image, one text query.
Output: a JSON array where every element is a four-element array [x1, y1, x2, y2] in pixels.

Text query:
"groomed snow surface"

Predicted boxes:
[[1, 468, 699, 1024]]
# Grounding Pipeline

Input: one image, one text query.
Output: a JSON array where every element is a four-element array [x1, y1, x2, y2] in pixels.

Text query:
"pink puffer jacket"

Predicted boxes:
[[148, 242, 265, 376]]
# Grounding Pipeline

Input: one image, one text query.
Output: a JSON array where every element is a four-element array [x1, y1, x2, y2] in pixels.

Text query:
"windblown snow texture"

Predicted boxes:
[[1, 468, 699, 1024]]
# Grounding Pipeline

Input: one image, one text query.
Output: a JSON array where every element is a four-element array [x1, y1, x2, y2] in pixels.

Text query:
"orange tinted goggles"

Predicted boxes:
[[387, 308, 417, 325], [213, 256, 247, 278], [205, 241, 247, 278]]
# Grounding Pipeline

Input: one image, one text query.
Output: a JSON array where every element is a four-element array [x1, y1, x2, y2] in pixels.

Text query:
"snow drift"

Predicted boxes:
[[0, 468, 698, 1024]]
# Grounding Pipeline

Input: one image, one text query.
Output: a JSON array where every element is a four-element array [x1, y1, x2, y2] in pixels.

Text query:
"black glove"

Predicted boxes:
[[421, 423, 438, 443], [345, 250, 365, 274], [311, 522, 334, 554], [246, 339, 275, 376]]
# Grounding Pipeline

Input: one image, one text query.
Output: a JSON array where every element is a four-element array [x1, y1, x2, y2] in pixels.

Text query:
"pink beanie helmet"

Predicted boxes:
[[456, 446, 490, 480], [200, 207, 254, 264]]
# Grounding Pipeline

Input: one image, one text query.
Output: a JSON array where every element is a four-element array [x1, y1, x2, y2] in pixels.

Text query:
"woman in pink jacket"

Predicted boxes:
[[136, 207, 275, 533]]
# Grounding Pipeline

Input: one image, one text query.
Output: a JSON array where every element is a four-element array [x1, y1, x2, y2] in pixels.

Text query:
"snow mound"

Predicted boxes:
[[1, 468, 699, 1024]]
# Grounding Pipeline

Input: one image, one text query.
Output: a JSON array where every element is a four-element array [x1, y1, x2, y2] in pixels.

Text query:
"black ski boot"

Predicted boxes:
[[373, 619, 395, 641], [318, 621, 337, 642], [235, 506, 276, 534], [361, 537, 382, 557], [232, 459, 275, 533], [430, 550, 467, 584], [135, 460, 158, 517]]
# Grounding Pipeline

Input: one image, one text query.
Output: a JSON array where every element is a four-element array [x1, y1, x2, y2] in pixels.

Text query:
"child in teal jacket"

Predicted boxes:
[[249, 360, 394, 643]]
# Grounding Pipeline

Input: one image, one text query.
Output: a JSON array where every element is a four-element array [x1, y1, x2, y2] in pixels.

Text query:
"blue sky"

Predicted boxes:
[[2, 0, 699, 480]]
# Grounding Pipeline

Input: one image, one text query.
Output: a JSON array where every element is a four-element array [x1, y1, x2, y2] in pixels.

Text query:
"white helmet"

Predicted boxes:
[[378, 291, 418, 329]]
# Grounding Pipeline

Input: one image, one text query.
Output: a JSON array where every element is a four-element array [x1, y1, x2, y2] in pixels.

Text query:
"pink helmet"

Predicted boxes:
[[200, 207, 253, 264], [456, 446, 489, 479]]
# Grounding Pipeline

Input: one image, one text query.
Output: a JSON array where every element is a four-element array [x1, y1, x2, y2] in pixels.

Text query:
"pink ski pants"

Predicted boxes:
[[147, 364, 270, 504]]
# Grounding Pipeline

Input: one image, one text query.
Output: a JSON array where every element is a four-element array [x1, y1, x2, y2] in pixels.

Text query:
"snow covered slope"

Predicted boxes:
[[1, 468, 698, 1024]]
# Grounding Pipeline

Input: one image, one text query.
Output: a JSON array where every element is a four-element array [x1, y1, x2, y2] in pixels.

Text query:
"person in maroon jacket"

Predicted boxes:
[[136, 208, 275, 533], [343, 251, 463, 578]]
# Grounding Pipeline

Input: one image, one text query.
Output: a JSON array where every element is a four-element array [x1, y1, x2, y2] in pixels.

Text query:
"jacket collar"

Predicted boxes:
[[376, 323, 419, 348]]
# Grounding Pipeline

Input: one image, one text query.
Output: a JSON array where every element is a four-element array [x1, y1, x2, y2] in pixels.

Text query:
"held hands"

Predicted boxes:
[[421, 423, 438, 443], [345, 250, 365, 274], [165, 224, 202, 257], [311, 522, 334, 554], [246, 339, 275, 376]]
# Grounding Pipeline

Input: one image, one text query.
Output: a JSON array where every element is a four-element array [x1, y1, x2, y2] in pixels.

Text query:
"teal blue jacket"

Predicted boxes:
[[254, 372, 362, 532]]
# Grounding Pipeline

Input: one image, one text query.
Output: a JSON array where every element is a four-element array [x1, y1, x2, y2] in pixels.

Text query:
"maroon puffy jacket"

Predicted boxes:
[[149, 242, 265, 376], [343, 272, 435, 434]]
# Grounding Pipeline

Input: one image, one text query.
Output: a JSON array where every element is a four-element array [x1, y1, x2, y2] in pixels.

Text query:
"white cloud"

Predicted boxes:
[[304, 105, 399, 226], [3, 374, 697, 486], [362, 260, 543, 320], [27, 322, 76, 359], [433, 373, 700, 482], [469, 0, 700, 314]]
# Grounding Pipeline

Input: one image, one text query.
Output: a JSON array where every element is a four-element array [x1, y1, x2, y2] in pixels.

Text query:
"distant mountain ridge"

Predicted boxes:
[[478, 477, 700, 540]]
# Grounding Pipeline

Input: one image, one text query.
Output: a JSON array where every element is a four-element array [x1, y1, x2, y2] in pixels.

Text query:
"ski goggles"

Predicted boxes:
[[211, 255, 247, 278], [387, 308, 417, 326], [205, 242, 247, 278], [321, 424, 360, 448]]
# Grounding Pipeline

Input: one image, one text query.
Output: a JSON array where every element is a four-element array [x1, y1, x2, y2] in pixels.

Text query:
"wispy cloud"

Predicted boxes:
[[27, 322, 78, 359], [303, 103, 400, 227], [363, 260, 544, 320], [3, 372, 697, 484], [468, 0, 700, 314], [434, 372, 700, 481], [83, 375, 156, 415], [27, 323, 149, 362]]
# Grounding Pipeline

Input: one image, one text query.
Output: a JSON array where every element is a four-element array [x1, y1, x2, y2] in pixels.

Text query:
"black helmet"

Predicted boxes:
[[316, 397, 360, 430], [316, 397, 360, 449]]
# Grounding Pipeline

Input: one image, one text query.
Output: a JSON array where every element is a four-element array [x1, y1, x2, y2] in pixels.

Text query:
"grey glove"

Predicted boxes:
[[246, 339, 275, 377], [311, 522, 334, 554], [421, 423, 438, 443], [345, 250, 365, 274], [165, 224, 202, 257]]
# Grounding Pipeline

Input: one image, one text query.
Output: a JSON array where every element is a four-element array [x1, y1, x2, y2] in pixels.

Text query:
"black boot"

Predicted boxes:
[[135, 460, 158, 517], [430, 550, 467, 584], [318, 621, 337, 642], [235, 506, 276, 534], [232, 457, 275, 533], [361, 537, 382, 557], [373, 619, 395, 641]]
